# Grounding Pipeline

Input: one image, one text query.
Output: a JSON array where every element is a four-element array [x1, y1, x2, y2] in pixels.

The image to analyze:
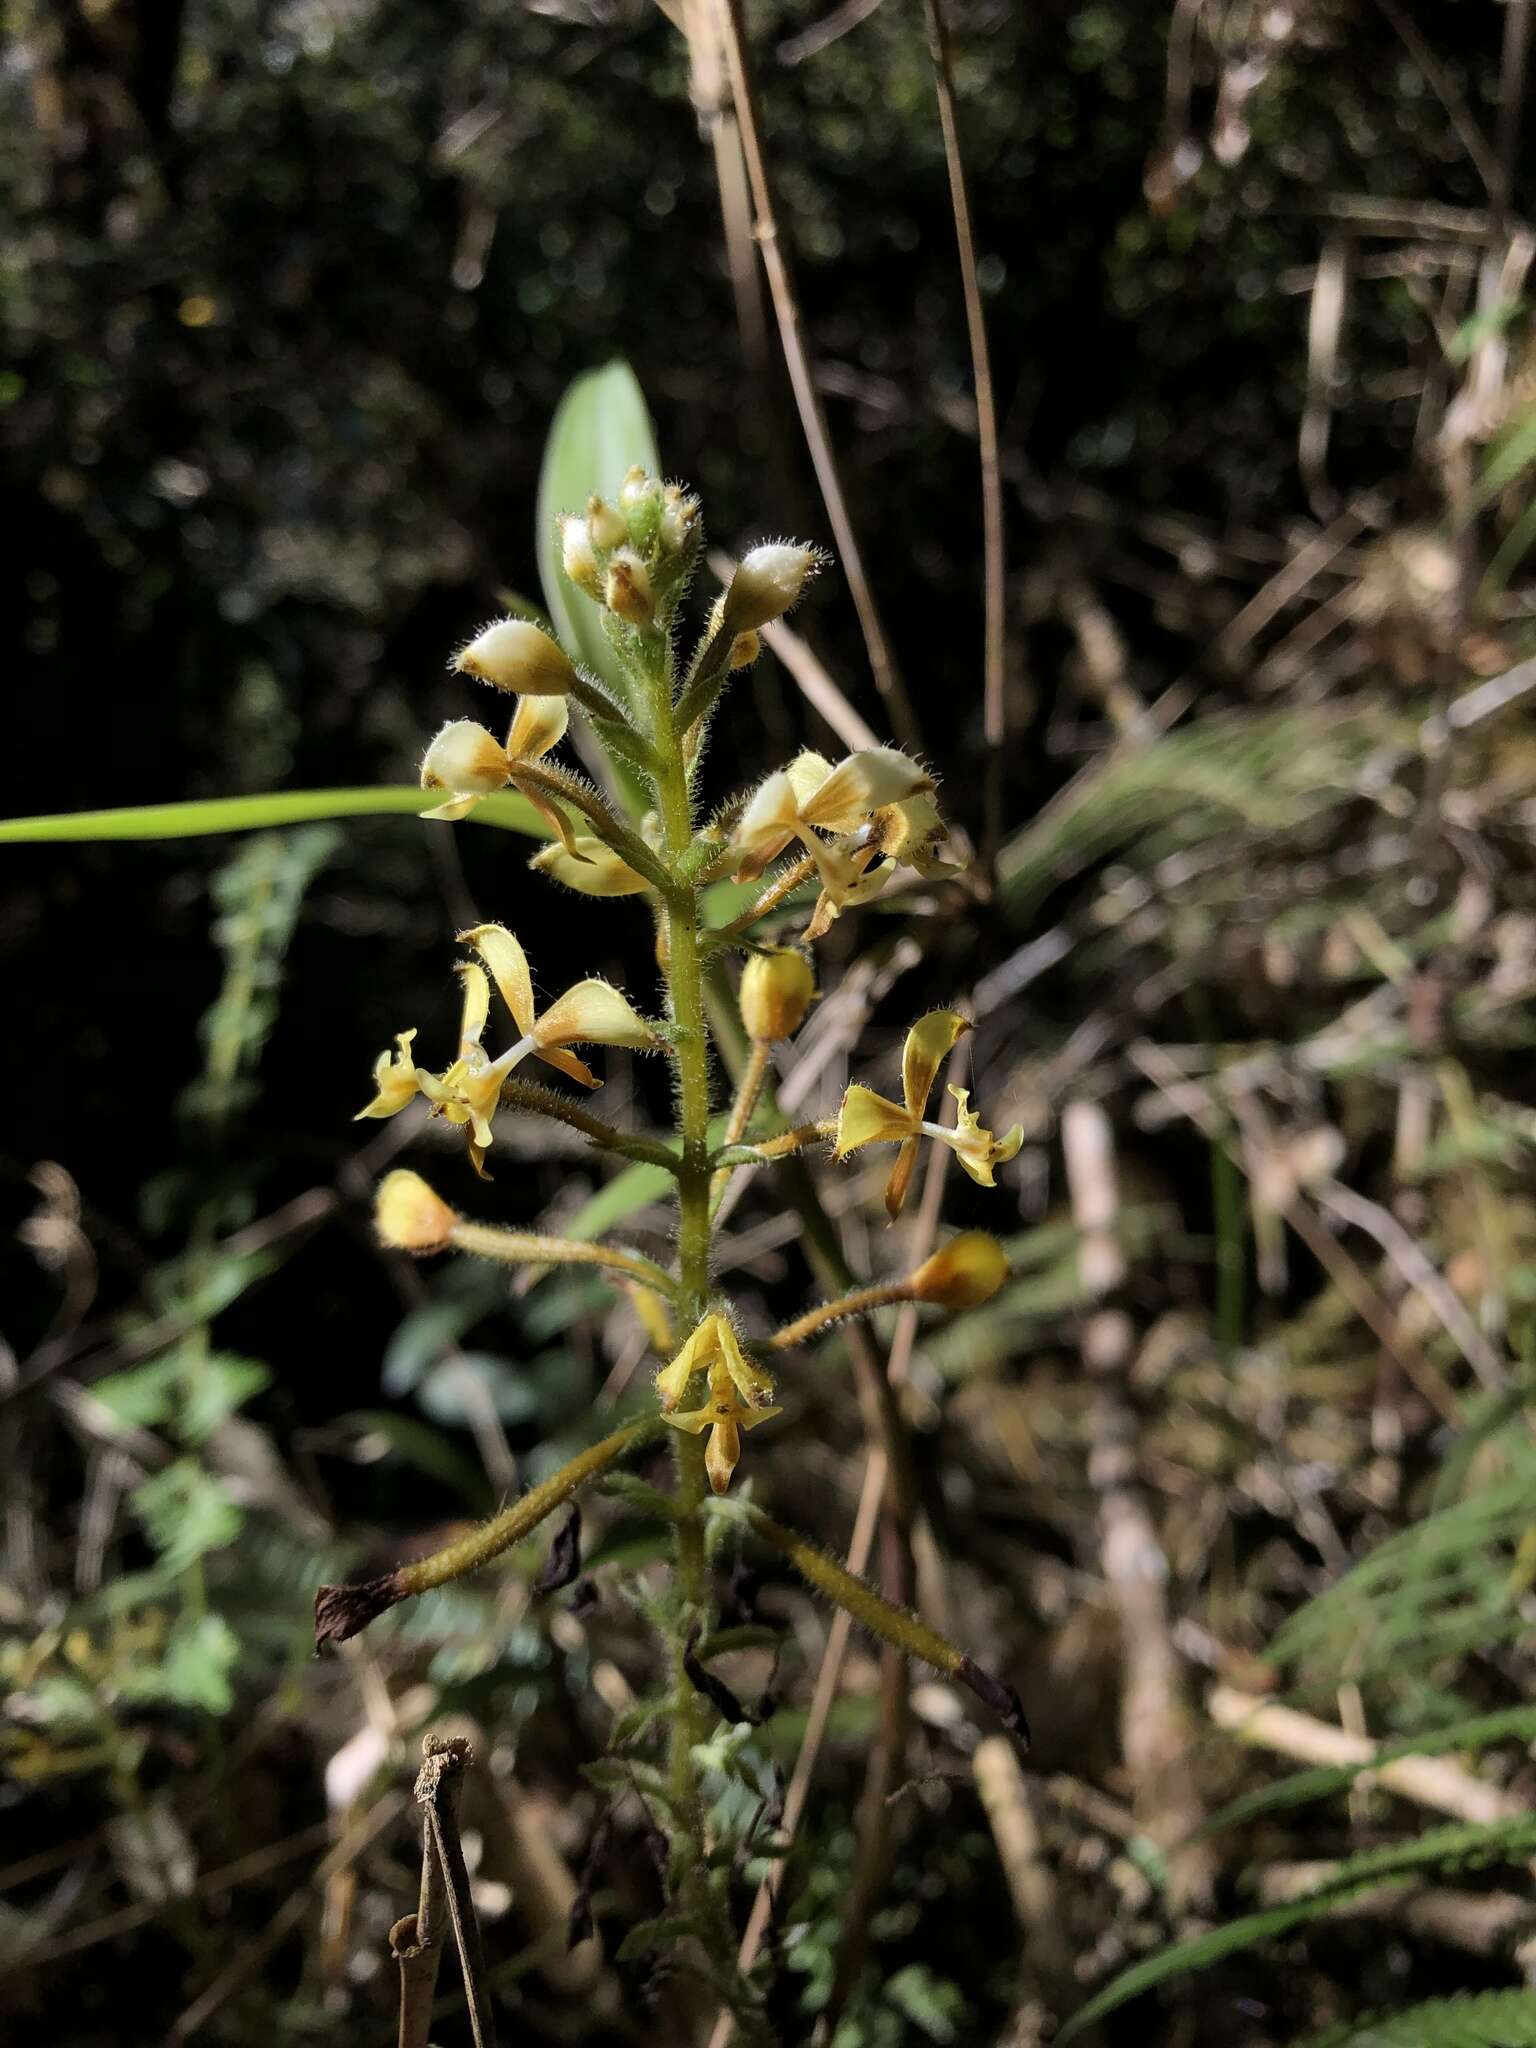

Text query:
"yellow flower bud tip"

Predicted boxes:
[[604, 549, 653, 626], [722, 541, 827, 634], [908, 1232, 1010, 1310], [453, 617, 577, 695], [586, 493, 626, 549], [558, 515, 600, 596], [728, 630, 760, 670], [373, 1170, 458, 1254], [739, 949, 815, 1042], [420, 720, 511, 797]]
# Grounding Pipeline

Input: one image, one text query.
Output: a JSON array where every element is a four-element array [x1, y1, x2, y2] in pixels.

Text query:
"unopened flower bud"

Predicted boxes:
[[619, 465, 656, 513], [739, 949, 815, 1042], [586, 493, 626, 549], [660, 483, 700, 553], [559, 515, 600, 596], [454, 617, 577, 695], [420, 719, 511, 796], [722, 543, 823, 634], [729, 630, 760, 670], [531, 836, 651, 897], [908, 1232, 1009, 1310], [605, 548, 653, 626], [374, 1170, 458, 1254]]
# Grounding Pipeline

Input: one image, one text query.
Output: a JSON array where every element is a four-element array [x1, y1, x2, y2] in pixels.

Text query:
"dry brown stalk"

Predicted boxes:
[[1207, 1684, 1528, 1828], [711, 0, 920, 747], [919, 0, 1008, 855], [1063, 1098, 1215, 1915]]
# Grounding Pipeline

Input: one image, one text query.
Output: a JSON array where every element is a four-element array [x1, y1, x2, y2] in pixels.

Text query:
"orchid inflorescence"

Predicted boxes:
[[316, 467, 1027, 2025]]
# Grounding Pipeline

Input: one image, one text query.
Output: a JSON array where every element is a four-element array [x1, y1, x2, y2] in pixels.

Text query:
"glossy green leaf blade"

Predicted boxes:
[[0, 787, 552, 844], [536, 359, 659, 704], [536, 360, 658, 818]]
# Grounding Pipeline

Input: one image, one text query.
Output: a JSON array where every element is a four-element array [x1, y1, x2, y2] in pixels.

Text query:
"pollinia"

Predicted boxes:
[[315, 469, 1026, 2022]]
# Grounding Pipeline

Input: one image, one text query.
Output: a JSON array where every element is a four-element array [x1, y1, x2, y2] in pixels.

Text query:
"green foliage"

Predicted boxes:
[[1198, 1703, 1536, 1840], [1060, 1815, 1536, 2042], [1299, 1990, 1536, 2048], [997, 706, 1400, 917], [1270, 1464, 1536, 1687], [0, 787, 549, 841], [536, 360, 660, 708]]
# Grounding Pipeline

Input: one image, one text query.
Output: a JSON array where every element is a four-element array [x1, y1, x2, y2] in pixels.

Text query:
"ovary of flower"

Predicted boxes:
[[420, 695, 572, 838], [733, 748, 934, 921], [834, 1009, 1022, 1219], [356, 924, 656, 1177], [662, 1354, 782, 1495]]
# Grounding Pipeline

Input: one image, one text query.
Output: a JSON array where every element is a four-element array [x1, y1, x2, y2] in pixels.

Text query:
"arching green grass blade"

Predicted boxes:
[[0, 787, 552, 844]]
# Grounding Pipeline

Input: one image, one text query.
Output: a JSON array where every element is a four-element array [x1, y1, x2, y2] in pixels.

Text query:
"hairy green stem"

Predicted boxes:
[[448, 1219, 675, 1296], [636, 628, 721, 1916]]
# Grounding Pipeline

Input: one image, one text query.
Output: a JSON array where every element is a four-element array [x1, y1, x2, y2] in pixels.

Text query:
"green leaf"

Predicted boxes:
[[885, 1963, 967, 2044], [181, 1354, 272, 1442], [536, 360, 658, 813], [561, 1158, 674, 1242], [537, 360, 658, 705], [0, 787, 551, 845], [130, 1461, 243, 1576], [93, 1356, 183, 1432], [1058, 1813, 1536, 2042], [1299, 1989, 1536, 2048], [137, 1614, 241, 1715]]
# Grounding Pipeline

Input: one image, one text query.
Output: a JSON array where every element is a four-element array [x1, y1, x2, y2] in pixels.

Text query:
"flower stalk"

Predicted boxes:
[[321, 468, 1026, 2026]]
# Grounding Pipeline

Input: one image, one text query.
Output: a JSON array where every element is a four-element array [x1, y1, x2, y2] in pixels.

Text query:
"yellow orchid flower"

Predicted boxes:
[[420, 695, 576, 851], [733, 748, 933, 927], [834, 1010, 1023, 1219], [356, 924, 656, 1177], [655, 1311, 777, 1414], [658, 1322, 782, 1494], [801, 785, 956, 937]]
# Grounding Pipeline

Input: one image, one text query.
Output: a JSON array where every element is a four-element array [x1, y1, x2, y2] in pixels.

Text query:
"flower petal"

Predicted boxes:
[[355, 1030, 421, 1119], [459, 924, 535, 1038], [531, 837, 651, 897], [535, 979, 656, 1052], [834, 1084, 915, 1157], [714, 1319, 778, 1409], [785, 750, 835, 807], [535, 1045, 600, 1090], [657, 1318, 717, 1410], [506, 692, 568, 763], [456, 961, 492, 1054], [420, 794, 483, 823], [420, 720, 512, 799], [733, 770, 802, 882], [884, 1135, 921, 1221], [901, 1009, 971, 1121], [800, 748, 931, 834], [943, 1086, 1024, 1188]]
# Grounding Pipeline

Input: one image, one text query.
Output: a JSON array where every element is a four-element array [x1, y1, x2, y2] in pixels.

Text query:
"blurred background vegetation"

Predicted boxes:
[[8, 1, 1536, 2043]]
